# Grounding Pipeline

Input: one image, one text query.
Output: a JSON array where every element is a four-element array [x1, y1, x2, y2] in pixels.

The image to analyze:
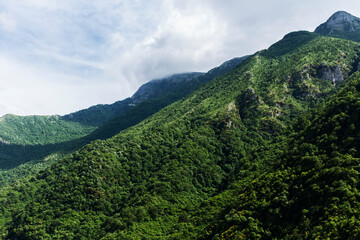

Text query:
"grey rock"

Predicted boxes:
[[315, 11, 360, 34], [317, 64, 344, 84]]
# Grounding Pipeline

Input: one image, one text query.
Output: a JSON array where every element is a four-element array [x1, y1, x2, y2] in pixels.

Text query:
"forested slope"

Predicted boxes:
[[1, 31, 360, 239], [0, 115, 96, 145], [0, 57, 247, 188], [62, 72, 205, 127], [202, 71, 360, 239], [0, 72, 209, 147]]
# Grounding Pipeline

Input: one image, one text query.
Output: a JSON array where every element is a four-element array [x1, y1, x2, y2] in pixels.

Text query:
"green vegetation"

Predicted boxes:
[[0, 114, 96, 145], [0, 56, 247, 188], [61, 98, 133, 127], [1, 31, 360, 239], [0, 115, 96, 188], [202, 71, 360, 239], [61, 72, 206, 127], [322, 30, 360, 43]]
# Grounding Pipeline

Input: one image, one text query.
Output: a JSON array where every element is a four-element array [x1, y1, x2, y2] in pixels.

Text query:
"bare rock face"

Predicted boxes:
[[315, 11, 360, 34], [317, 63, 344, 84]]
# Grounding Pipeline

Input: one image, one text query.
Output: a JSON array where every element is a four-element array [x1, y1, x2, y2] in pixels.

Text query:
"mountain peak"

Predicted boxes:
[[315, 11, 360, 35]]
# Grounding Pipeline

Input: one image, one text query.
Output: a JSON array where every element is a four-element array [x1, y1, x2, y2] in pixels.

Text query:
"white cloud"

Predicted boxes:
[[103, 0, 229, 89], [1, 0, 360, 116], [0, 12, 16, 31], [0, 55, 132, 116]]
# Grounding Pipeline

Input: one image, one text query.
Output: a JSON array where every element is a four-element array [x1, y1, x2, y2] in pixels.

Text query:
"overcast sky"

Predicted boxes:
[[0, 0, 359, 116]]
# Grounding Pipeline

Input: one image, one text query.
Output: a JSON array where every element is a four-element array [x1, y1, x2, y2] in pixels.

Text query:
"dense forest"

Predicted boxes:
[[0, 56, 247, 189], [1, 11, 360, 239]]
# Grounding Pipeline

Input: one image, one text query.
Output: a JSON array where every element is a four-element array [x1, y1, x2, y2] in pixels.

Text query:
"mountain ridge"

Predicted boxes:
[[62, 72, 205, 127], [130, 72, 205, 104], [315, 11, 360, 34], [315, 11, 360, 42], [0, 55, 248, 188]]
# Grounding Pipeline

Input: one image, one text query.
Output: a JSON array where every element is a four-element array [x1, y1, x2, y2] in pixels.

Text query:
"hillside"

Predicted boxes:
[[1, 25, 360, 239], [62, 58, 248, 128], [0, 72, 207, 146], [62, 72, 204, 127], [0, 114, 96, 145], [87, 56, 249, 141], [0, 60, 247, 146], [201, 71, 360, 239], [0, 57, 248, 188]]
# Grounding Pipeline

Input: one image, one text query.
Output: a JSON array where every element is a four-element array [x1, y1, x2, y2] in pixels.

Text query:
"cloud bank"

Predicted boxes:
[[0, 0, 359, 116]]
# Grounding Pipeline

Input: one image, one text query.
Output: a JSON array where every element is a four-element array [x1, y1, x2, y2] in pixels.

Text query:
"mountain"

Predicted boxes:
[[1, 15, 360, 238], [130, 58, 249, 105], [315, 11, 360, 42], [62, 58, 248, 128], [315, 11, 360, 34], [61, 98, 133, 127], [130, 72, 205, 104], [0, 57, 248, 188], [0, 73, 207, 186], [0, 72, 206, 145], [87, 56, 249, 141], [201, 71, 360, 239], [0, 114, 96, 145], [61, 72, 204, 127]]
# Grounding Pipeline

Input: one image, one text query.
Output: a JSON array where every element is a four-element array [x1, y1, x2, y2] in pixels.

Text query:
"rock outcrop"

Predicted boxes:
[[316, 63, 344, 84], [315, 11, 360, 34]]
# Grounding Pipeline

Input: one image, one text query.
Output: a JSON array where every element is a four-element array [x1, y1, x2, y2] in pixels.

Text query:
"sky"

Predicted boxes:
[[0, 0, 359, 116]]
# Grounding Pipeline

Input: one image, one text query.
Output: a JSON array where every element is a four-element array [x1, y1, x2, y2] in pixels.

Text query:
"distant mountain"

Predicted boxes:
[[62, 72, 204, 127], [131, 72, 205, 104], [0, 56, 248, 187], [62, 63, 247, 128], [84, 56, 249, 141], [0, 72, 207, 146], [315, 11, 360, 42], [0, 114, 96, 145], [61, 99, 133, 127], [130, 58, 249, 105]]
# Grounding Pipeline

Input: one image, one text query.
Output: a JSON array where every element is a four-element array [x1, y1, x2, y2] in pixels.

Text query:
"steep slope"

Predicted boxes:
[[202, 71, 360, 239], [62, 72, 204, 127], [61, 98, 133, 127], [1, 30, 360, 239], [0, 114, 96, 145], [0, 73, 206, 146], [130, 72, 205, 104], [87, 56, 249, 141], [315, 11, 360, 42], [0, 57, 248, 188], [62, 58, 247, 128]]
